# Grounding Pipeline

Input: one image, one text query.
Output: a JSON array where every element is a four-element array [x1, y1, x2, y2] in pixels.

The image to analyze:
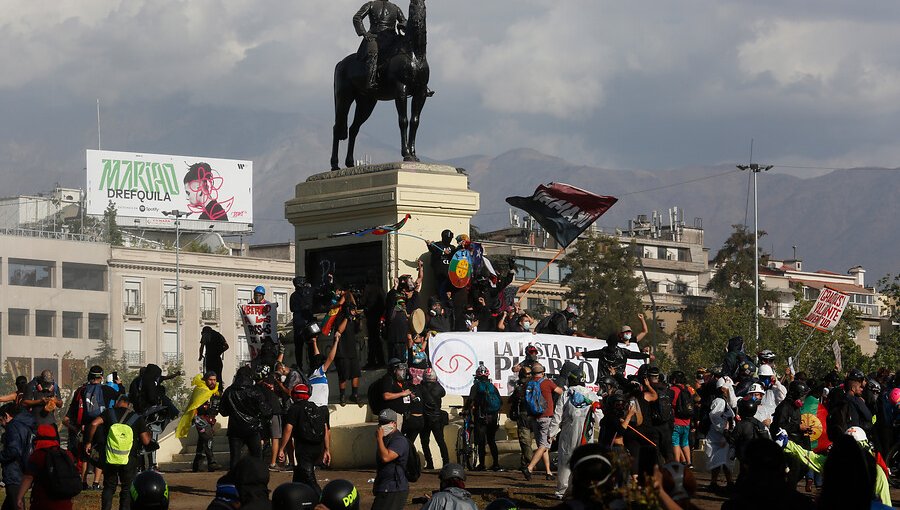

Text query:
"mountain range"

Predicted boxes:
[[3, 103, 897, 282]]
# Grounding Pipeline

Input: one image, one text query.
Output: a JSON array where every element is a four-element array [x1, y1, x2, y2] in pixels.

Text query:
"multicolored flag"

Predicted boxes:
[[330, 213, 411, 237], [506, 183, 618, 247], [800, 395, 831, 453], [448, 249, 473, 288]]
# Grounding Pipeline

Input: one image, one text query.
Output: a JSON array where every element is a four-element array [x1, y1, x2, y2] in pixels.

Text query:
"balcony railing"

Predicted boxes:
[[235, 354, 252, 367], [124, 350, 145, 367], [277, 313, 291, 325], [162, 352, 183, 365], [201, 308, 220, 322], [162, 306, 183, 321], [124, 303, 145, 317]]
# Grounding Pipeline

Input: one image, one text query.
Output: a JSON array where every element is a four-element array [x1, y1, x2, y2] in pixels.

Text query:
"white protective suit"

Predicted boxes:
[[755, 380, 786, 423], [549, 384, 602, 498]]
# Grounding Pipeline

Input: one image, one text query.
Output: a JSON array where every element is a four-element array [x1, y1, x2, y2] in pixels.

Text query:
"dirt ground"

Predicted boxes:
[[7, 466, 898, 510]]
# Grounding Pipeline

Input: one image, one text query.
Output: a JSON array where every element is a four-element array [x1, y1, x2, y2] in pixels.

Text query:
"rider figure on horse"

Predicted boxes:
[[353, 0, 407, 92]]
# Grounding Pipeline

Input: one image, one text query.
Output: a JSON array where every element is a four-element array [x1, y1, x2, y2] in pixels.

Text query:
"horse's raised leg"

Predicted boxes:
[[406, 92, 427, 162], [332, 97, 352, 170], [346, 96, 378, 168], [394, 88, 412, 160]]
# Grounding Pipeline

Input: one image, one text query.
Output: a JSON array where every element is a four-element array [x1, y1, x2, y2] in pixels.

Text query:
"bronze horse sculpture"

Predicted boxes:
[[331, 0, 430, 170]]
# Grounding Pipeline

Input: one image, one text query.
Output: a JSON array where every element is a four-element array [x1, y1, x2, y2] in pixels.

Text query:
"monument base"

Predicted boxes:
[[285, 162, 480, 295]]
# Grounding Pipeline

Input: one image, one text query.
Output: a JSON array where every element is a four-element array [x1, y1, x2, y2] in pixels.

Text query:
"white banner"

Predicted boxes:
[[239, 303, 279, 359], [429, 332, 644, 396], [86, 149, 253, 229], [801, 286, 850, 332]]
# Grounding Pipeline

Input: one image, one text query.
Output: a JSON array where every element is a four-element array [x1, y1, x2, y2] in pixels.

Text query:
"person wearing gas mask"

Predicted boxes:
[[417, 368, 449, 470], [507, 366, 535, 471], [378, 359, 412, 429], [549, 369, 601, 499], [425, 296, 452, 333], [756, 363, 786, 423], [511, 345, 541, 374]]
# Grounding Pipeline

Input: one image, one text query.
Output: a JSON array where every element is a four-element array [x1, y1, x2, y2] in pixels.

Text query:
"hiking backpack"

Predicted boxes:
[[477, 380, 502, 414], [105, 409, 140, 465], [404, 436, 422, 482], [295, 401, 327, 444], [674, 386, 695, 420], [524, 378, 548, 416], [43, 446, 82, 499], [653, 387, 674, 425]]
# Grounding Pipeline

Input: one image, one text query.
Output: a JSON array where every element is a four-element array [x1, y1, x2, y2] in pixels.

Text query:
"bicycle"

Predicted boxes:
[[450, 405, 476, 470]]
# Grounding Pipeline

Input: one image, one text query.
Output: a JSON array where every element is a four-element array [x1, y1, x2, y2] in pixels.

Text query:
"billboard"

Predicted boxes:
[[86, 150, 252, 232]]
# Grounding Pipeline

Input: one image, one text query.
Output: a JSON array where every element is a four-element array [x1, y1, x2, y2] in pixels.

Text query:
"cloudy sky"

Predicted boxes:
[[4, 0, 900, 189]]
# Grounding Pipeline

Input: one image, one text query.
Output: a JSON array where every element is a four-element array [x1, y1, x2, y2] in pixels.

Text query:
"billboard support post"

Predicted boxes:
[[163, 209, 189, 360]]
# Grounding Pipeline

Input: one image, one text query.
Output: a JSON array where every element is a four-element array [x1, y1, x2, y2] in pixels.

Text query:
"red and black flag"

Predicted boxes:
[[506, 183, 618, 247]]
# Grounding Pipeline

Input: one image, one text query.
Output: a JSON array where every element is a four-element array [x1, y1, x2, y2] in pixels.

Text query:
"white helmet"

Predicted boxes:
[[748, 383, 766, 395], [846, 426, 868, 443], [758, 364, 775, 377]]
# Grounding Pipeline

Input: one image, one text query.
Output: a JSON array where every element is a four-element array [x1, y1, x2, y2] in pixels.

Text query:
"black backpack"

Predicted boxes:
[[652, 387, 674, 425], [43, 446, 82, 499], [674, 386, 695, 420], [404, 436, 421, 482], [295, 401, 326, 444]]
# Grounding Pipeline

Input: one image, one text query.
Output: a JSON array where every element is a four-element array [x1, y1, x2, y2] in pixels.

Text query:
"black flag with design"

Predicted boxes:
[[506, 183, 618, 247]]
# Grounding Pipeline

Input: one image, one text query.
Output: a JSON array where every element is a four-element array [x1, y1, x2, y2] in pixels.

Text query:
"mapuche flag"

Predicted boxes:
[[800, 395, 831, 453], [330, 213, 411, 237], [506, 183, 618, 247]]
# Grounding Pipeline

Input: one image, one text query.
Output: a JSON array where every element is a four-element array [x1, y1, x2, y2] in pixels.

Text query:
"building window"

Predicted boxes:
[[526, 298, 543, 312], [236, 288, 253, 306], [201, 286, 219, 321], [35, 310, 55, 337], [657, 246, 668, 260], [236, 335, 251, 365], [677, 248, 690, 262], [124, 281, 143, 316], [162, 282, 178, 319], [88, 313, 108, 340], [8, 259, 53, 287], [869, 325, 881, 342], [62, 311, 82, 338], [803, 287, 820, 301], [647, 281, 659, 293], [124, 329, 143, 366], [548, 299, 562, 311], [273, 291, 289, 324], [162, 330, 179, 364], [62, 263, 107, 291], [8, 309, 29, 336], [675, 283, 688, 295]]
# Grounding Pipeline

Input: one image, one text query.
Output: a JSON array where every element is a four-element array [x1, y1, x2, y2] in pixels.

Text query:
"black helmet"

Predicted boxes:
[[272, 482, 319, 509], [757, 349, 776, 363], [485, 498, 519, 510], [788, 380, 809, 400], [670, 370, 686, 385], [320, 479, 359, 510], [866, 378, 882, 394], [599, 376, 619, 392], [847, 368, 865, 382], [737, 398, 759, 419], [129, 471, 169, 510], [567, 369, 586, 386], [439, 463, 466, 482], [441, 229, 454, 243]]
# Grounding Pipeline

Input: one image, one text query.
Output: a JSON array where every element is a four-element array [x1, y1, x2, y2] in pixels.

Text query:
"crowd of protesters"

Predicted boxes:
[[1, 229, 898, 510]]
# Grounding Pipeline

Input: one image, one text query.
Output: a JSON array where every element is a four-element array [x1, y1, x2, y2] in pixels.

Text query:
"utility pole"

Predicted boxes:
[[737, 163, 772, 350], [163, 210, 189, 361]]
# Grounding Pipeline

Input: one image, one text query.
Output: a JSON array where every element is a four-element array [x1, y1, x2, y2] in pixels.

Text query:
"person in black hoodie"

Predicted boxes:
[[0, 403, 35, 510], [576, 333, 651, 381], [826, 368, 872, 441], [721, 438, 814, 510], [220, 366, 273, 469], [732, 398, 769, 467], [770, 380, 812, 486], [417, 369, 449, 470], [215, 456, 272, 510]]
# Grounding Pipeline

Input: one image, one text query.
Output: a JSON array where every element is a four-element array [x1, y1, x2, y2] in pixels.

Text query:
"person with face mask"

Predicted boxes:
[[549, 369, 601, 499], [619, 313, 648, 346], [426, 296, 452, 333], [427, 229, 456, 297], [417, 369, 449, 470], [507, 366, 535, 471], [770, 380, 812, 487], [756, 363, 786, 423], [378, 359, 412, 429]]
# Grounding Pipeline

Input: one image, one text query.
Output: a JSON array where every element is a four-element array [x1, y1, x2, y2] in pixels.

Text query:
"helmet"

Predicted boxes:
[[738, 362, 753, 377], [291, 383, 311, 401], [525, 345, 539, 356], [758, 364, 775, 377], [889, 388, 900, 406], [292, 276, 306, 287], [866, 378, 882, 394], [747, 383, 765, 395], [320, 479, 359, 510], [439, 463, 466, 482], [737, 398, 759, 418], [647, 365, 661, 378], [758, 349, 776, 362], [387, 358, 403, 368], [599, 376, 619, 392], [441, 229, 454, 243], [254, 285, 266, 295], [847, 368, 865, 382], [485, 499, 518, 510], [567, 369, 586, 386], [272, 482, 319, 509], [129, 471, 169, 510], [670, 371, 686, 385], [475, 363, 490, 378], [846, 426, 868, 443], [424, 368, 438, 383], [788, 380, 809, 400]]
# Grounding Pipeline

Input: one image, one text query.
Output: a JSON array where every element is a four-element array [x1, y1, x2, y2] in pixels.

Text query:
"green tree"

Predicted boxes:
[[560, 234, 643, 338], [873, 274, 900, 369], [706, 224, 776, 309], [103, 201, 124, 246]]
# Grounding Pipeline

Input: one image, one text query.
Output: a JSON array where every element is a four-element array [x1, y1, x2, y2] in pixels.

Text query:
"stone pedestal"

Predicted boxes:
[[284, 162, 480, 295]]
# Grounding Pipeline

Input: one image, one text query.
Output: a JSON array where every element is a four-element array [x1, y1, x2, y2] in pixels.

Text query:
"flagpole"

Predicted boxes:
[[516, 246, 566, 303]]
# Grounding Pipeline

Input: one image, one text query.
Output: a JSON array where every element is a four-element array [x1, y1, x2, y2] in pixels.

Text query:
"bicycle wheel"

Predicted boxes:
[[455, 427, 468, 467]]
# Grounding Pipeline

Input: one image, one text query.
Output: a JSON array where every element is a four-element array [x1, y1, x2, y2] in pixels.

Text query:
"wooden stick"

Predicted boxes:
[[516, 246, 566, 305]]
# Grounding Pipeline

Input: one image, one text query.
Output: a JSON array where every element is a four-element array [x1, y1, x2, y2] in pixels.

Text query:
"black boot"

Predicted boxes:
[[192, 458, 201, 473]]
